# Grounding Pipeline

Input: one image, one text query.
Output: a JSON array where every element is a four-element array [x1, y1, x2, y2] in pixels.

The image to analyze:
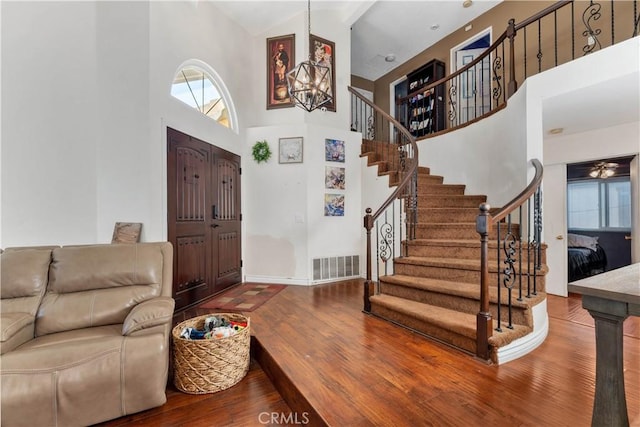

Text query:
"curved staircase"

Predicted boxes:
[[360, 142, 548, 364]]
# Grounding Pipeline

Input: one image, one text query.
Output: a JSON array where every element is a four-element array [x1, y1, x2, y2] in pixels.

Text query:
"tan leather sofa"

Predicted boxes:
[[0, 242, 175, 427]]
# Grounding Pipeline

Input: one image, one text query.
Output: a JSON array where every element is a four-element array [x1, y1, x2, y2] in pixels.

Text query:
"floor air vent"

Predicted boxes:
[[312, 255, 360, 281]]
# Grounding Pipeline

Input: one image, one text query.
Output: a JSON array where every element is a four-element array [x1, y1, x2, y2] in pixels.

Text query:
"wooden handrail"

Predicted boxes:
[[398, 30, 509, 105], [349, 86, 418, 222], [490, 158, 543, 224], [514, 0, 572, 30]]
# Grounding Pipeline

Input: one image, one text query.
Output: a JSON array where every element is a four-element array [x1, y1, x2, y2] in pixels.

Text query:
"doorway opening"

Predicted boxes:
[[566, 156, 634, 283], [450, 28, 492, 125]]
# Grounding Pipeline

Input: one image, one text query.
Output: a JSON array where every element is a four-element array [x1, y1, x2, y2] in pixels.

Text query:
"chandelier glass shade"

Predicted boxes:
[[287, 0, 333, 112]]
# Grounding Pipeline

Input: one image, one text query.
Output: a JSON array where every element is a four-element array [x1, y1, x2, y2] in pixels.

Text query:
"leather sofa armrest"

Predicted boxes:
[[1, 312, 35, 354], [122, 297, 175, 336]]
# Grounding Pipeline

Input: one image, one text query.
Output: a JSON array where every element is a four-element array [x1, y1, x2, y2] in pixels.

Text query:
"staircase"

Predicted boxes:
[[361, 141, 548, 364]]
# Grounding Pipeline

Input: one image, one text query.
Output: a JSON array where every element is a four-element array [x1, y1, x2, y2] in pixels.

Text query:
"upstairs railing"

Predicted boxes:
[[396, 0, 640, 136], [476, 159, 543, 361], [350, 86, 418, 312]]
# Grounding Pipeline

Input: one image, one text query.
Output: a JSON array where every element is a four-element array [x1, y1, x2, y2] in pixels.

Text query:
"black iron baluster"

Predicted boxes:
[[495, 222, 502, 332], [582, 0, 603, 55], [503, 214, 516, 329], [518, 206, 523, 302], [554, 10, 559, 66], [572, 1, 576, 59], [538, 19, 544, 73], [527, 198, 532, 298], [634, 0, 640, 37], [523, 26, 528, 83], [448, 81, 458, 125], [611, 0, 614, 45], [492, 54, 503, 103]]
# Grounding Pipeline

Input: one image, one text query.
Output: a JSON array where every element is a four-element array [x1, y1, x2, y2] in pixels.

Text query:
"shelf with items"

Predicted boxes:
[[402, 59, 446, 138]]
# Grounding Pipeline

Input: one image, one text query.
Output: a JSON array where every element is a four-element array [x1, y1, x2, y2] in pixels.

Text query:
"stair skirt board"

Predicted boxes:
[[492, 298, 549, 365]]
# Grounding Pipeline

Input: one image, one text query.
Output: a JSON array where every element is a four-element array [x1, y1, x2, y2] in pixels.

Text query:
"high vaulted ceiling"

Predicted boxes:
[[212, 0, 501, 81]]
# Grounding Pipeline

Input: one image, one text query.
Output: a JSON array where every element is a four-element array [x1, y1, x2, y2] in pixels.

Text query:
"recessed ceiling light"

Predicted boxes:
[[463, 0, 473, 8], [430, 24, 440, 31], [548, 127, 564, 134], [384, 54, 396, 63]]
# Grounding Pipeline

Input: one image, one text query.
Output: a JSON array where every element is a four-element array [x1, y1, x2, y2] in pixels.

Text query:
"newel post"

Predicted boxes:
[[507, 18, 518, 97], [476, 203, 493, 361], [363, 208, 374, 312]]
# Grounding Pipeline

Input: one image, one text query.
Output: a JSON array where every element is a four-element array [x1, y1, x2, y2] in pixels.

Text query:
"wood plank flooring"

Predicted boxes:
[[98, 279, 640, 427]]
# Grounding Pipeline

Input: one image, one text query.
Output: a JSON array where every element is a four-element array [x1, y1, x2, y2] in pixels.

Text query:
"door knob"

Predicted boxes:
[[625, 235, 632, 240], [211, 224, 220, 228], [556, 235, 564, 240]]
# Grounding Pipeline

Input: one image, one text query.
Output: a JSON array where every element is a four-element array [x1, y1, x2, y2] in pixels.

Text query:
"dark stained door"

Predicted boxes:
[[167, 127, 241, 311]]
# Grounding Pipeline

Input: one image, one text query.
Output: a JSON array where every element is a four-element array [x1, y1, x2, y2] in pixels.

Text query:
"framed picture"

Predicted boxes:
[[111, 222, 142, 244], [267, 34, 295, 109], [279, 137, 303, 164], [310, 34, 336, 112], [325, 138, 345, 163], [324, 194, 345, 217], [325, 166, 345, 189]]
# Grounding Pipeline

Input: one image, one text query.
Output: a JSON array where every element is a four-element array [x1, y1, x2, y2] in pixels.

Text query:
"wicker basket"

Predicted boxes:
[[172, 313, 250, 394]]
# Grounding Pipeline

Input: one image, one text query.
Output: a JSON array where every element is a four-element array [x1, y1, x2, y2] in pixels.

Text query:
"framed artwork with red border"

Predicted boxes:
[[310, 34, 336, 112]]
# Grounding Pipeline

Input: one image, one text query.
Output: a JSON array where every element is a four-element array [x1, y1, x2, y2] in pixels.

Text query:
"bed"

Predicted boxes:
[[568, 233, 607, 282]]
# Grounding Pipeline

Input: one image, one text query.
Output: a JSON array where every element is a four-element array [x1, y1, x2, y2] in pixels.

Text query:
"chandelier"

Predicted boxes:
[[287, 0, 333, 112], [589, 161, 618, 179]]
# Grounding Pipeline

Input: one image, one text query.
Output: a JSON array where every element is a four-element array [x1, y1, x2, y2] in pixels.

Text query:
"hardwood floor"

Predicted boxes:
[[98, 280, 640, 427]]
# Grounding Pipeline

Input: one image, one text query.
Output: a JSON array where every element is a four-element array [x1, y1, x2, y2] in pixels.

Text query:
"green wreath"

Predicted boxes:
[[252, 140, 272, 163]]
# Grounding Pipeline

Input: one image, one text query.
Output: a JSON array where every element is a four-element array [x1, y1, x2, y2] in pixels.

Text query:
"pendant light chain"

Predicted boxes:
[[307, 0, 311, 61]]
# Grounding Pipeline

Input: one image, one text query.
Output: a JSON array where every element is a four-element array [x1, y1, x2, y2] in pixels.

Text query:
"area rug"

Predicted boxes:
[[197, 283, 286, 312]]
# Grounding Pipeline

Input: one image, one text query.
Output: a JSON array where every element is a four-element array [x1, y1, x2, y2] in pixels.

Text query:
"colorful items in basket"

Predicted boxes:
[[179, 315, 247, 340]]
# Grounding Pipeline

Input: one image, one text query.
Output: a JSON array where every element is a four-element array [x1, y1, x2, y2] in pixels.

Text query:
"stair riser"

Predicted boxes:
[[405, 244, 548, 264], [393, 263, 547, 291], [419, 185, 466, 195], [417, 196, 486, 208], [379, 282, 533, 327], [370, 304, 477, 354], [415, 225, 520, 240], [417, 176, 444, 185], [416, 209, 477, 223]]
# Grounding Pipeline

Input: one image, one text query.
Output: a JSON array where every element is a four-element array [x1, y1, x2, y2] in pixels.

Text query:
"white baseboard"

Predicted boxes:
[[495, 298, 549, 365], [244, 275, 311, 286]]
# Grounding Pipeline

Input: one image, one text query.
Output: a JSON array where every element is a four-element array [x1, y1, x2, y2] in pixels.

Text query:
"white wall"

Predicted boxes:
[[1, 2, 99, 246], [418, 86, 529, 209], [244, 124, 361, 285], [0, 1, 254, 246]]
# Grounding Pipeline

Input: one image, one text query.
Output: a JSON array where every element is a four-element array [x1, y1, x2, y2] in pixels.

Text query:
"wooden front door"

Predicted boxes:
[[167, 127, 242, 311]]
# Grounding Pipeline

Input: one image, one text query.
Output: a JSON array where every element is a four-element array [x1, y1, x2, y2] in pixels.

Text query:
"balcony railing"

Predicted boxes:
[[396, 0, 640, 137]]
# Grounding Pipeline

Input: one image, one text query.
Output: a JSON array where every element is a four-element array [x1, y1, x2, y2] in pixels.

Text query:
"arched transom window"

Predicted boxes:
[[171, 66, 231, 129]]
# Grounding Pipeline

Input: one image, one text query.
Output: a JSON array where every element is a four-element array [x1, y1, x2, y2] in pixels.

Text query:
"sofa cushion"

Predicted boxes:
[[0, 312, 35, 354], [1, 327, 169, 426], [36, 243, 170, 337], [0, 248, 52, 314]]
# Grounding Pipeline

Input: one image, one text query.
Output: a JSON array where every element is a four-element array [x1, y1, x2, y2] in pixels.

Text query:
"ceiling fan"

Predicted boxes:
[[589, 161, 619, 179]]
